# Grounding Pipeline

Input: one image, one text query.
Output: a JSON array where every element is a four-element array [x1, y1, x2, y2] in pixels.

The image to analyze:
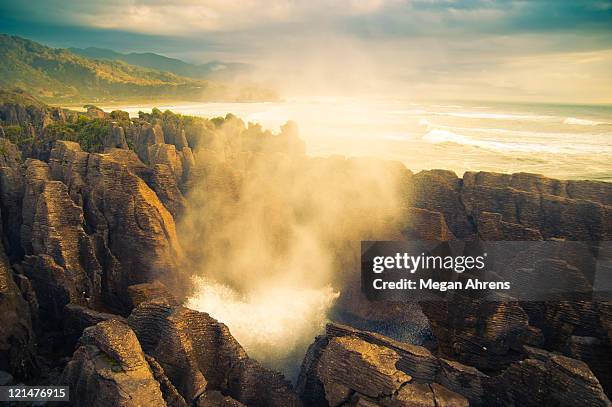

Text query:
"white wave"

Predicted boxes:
[[382, 109, 428, 115], [432, 111, 553, 121], [422, 129, 608, 154], [564, 117, 608, 126], [430, 104, 463, 108], [418, 118, 433, 128], [423, 121, 609, 141], [186, 277, 338, 375], [382, 133, 410, 141], [423, 129, 474, 146]]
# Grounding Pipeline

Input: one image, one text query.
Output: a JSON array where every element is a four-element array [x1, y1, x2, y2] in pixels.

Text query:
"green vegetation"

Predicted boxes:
[[44, 117, 110, 152], [69, 46, 252, 81], [0, 88, 47, 108], [3, 124, 30, 148], [2, 117, 109, 153], [0, 90, 112, 153], [0, 34, 277, 104], [1, 90, 299, 161], [71, 117, 111, 152]]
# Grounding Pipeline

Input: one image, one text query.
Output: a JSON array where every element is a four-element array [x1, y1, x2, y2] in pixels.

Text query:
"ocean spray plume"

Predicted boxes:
[[178, 117, 406, 378]]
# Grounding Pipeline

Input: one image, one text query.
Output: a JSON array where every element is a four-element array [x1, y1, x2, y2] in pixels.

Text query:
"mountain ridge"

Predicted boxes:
[[0, 34, 275, 104], [69, 46, 252, 80]]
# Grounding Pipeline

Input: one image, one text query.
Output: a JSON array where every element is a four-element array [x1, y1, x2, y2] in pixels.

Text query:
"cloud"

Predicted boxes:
[[3, 0, 611, 38], [1, 0, 611, 102], [1, 0, 399, 36]]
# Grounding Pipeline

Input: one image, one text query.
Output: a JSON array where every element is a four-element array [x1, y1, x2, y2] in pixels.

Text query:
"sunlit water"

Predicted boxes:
[[110, 98, 612, 181]]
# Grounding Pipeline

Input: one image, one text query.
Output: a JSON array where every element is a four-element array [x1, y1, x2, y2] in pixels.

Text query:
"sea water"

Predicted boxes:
[[111, 98, 612, 181]]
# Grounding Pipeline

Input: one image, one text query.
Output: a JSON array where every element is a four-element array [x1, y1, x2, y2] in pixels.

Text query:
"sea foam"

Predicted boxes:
[[186, 277, 339, 379], [422, 129, 606, 154], [564, 117, 607, 126]]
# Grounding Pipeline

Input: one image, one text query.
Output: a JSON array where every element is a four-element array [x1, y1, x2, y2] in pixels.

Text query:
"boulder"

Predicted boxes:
[[62, 304, 126, 348], [297, 324, 467, 407], [61, 319, 166, 407], [299, 324, 609, 407], [127, 280, 178, 309], [128, 301, 301, 406], [316, 336, 412, 403], [146, 354, 189, 407], [496, 346, 611, 406]]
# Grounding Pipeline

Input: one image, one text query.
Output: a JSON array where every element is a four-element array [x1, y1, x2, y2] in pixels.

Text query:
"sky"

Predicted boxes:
[[1, 0, 611, 103]]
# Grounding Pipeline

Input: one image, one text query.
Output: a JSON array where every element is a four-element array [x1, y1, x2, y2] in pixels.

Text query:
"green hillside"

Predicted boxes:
[[0, 34, 273, 103], [69, 47, 251, 80]]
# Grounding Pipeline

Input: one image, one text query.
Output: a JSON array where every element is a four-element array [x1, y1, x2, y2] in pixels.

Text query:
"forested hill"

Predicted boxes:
[[69, 46, 251, 80], [0, 34, 276, 103]]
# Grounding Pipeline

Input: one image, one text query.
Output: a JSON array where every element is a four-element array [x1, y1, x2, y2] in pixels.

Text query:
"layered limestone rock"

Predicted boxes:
[[145, 354, 190, 407], [406, 169, 611, 241], [0, 93, 64, 134], [160, 114, 189, 151], [0, 240, 36, 378], [563, 335, 612, 397], [127, 280, 178, 309], [61, 319, 166, 407], [316, 336, 411, 404], [148, 142, 195, 187], [407, 170, 475, 239], [0, 138, 25, 259], [463, 171, 612, 206], [148, 144, 184, 181], [61, 300, 293, 407], [63, 304, 126, 349], [150, 163, 187, 218], [297, 323, 466, 406], [496, 346, 612, 407], [397, 169, 612, 390], [131, 122, 165, 163], [461, 171, 611, 241], [128, 300, 301, 407], [399, 207, 455, 241], [462, 182, 609, 241], [48, 141, 184, 310], [104, 123, 129, 150], [20, 159, 102, 322], [2, 97, 611, 404], [476, 211, 543, 241], [298, 324, 610, 407], [20, 159, 50, 253]]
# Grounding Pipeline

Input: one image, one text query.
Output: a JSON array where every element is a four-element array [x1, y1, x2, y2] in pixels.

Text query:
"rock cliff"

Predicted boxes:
[[0, 92, 610, 406]]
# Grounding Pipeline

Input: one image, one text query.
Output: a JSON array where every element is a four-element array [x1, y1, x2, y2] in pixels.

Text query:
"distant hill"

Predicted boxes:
[[69, 46, 252, 80], [0, 34, 275, 103]]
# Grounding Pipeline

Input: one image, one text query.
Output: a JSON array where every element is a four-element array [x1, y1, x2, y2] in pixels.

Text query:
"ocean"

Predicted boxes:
[[110, 99, 612, 182]]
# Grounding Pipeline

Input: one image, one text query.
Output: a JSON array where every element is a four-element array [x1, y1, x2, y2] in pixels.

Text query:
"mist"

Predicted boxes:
[[225, 28, 612, 104], [179, 116, 407, 378]]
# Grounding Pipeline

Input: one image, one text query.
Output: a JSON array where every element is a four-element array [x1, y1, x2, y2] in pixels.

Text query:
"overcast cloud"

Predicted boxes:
[[1, 0, 611, 102]]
